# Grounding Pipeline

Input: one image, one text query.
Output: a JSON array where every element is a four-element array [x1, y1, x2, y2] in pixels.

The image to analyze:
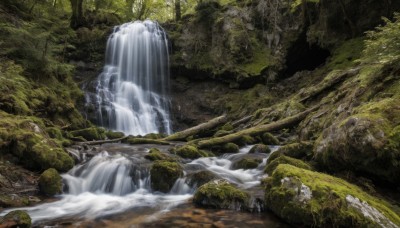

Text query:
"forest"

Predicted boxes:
[[0, 0, 400, 227]]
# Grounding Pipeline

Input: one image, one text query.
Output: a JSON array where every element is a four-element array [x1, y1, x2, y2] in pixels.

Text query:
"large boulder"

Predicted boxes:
[[150, 161, 183, 193], [175, 145, 208, 159], [193, 180, 249, 210], [265, 155, 311, 175], [314, 98, 400, 185], [264, 164, 400, 227], [38, 168, 62, 196]]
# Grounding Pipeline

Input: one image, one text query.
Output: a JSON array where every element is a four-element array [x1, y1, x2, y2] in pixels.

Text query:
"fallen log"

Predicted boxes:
[[197, 105, 319, 148], [76, 136, 128, 146], [163, 115, 228, 141], [126, 138, 171, 145]]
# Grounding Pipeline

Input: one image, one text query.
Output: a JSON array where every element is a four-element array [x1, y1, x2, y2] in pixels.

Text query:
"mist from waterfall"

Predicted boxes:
[[92, 20, 172, 135]]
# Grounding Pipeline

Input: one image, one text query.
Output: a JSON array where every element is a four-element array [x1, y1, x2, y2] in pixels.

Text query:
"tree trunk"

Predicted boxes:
[[197, 106, 319, 148], [70, 0, 83, 29], [164, 115, 228, 141], [175, 0, 181, 21]]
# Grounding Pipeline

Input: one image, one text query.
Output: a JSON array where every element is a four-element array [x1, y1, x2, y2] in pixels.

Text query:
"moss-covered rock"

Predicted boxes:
[[232, 158, 262, 170], [105, 131, 125, 139], [220, 143, 239, 153], [186, 170, 218, 187], [260, 133, 279, 145], [271, 141, 314, 161], [1, 210, 31, 228], [38, 168, 62, 196], [175, 145, 208, 159], [145, 148, 175, 161], [144, 133, 166, 139], [249, 144, 270, 154], [264, 164, 400, 227], [235, 135, 256, 146], [314, 102, 400, 185], [193, 180, 249, 210], [69, 127, 106, 141], [0, 112, 74, 172], [265, 155, 312, 175], [150, 161, 183, 193]]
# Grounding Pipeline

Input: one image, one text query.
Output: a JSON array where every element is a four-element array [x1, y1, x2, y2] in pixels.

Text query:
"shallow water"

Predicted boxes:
[[1, 144, 286, 227]]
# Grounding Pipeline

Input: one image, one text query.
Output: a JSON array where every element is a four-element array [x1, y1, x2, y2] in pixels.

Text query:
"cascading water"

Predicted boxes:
[[1, 145, 280, 226], [90, 20, 172, 135]]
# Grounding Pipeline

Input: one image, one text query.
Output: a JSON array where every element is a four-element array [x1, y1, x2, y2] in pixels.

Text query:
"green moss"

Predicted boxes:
[[193, 180, 249, 210], [0, 194, 30, 207], [235, 135, 256, 146], [233, 158, 262, 170], [150, 161, 183, 193], [249, 144, 270, 154], [265, 155, 312, 175], [187, 170, 218, 187], [124, 136, 170, 145], [145, 148, 175, 161], [144, 133, 166, 139], [260, 132, 279, 145], [69, 127, 106, 141], [220, 143, 239, 153], [273, 141, 314, 160], [38, 168, 62, 196], [220, 123, 233, 131], [175, 145, 208, 159], [327, 38, 364, 70], [214, 130, 232, 137], [238, 47, 273, 76], [1, 210, 31, 228], [106, 131, 125, 139], [265, 164, 400, 227]]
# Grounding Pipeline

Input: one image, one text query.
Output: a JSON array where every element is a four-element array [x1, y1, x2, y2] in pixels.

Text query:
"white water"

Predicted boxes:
[[91, 20, 172, 135], [1, 146, 276, 224]]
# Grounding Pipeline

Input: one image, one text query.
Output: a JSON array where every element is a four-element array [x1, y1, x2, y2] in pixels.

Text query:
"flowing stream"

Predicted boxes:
[[87, 20, 172, 135], [1, 144, 287, 227]]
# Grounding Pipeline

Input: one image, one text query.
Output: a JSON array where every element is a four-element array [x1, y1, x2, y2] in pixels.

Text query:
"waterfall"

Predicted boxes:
[[92, 20, 172, 135]]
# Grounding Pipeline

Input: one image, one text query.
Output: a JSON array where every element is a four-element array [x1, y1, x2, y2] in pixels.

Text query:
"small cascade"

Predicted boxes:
[[1, 145, 279, 225], [89, 20, 172, 135]]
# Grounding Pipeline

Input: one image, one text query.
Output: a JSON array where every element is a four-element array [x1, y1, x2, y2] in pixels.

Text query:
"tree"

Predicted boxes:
[[69, 0, 83, 28]]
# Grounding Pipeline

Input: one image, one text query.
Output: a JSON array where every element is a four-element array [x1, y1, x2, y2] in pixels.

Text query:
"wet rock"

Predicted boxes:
[[175, 145, 208, 159], [105, 131, 125, 139], [0, 210, 31, 228], [249, 144, 270, 154], [259, 133, 279, 145], [193, 180, 249, 210], [38, 168, 62, 196], [264, 164, 400, 227], [265, 155, 312, 175], [150, 161, 183, 193], [186, 170, 218, 188], [269, 141, 313, 161], [219, 143, 239, 153], [145, 148, 175, 161], [232, 158, 262, 170]]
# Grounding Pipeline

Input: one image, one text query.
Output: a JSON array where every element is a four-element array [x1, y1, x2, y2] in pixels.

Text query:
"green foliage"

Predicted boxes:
[[362, 13, 400, 64]]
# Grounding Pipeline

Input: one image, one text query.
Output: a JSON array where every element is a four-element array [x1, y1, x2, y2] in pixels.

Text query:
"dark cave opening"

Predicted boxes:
[[282, 33, 331, 77]]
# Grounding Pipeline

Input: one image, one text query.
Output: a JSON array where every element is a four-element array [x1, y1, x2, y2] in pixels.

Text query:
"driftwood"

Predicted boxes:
[[76, 136, 129, 146], [163, 115, 228, 141], [197, 105, 319, 148]]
